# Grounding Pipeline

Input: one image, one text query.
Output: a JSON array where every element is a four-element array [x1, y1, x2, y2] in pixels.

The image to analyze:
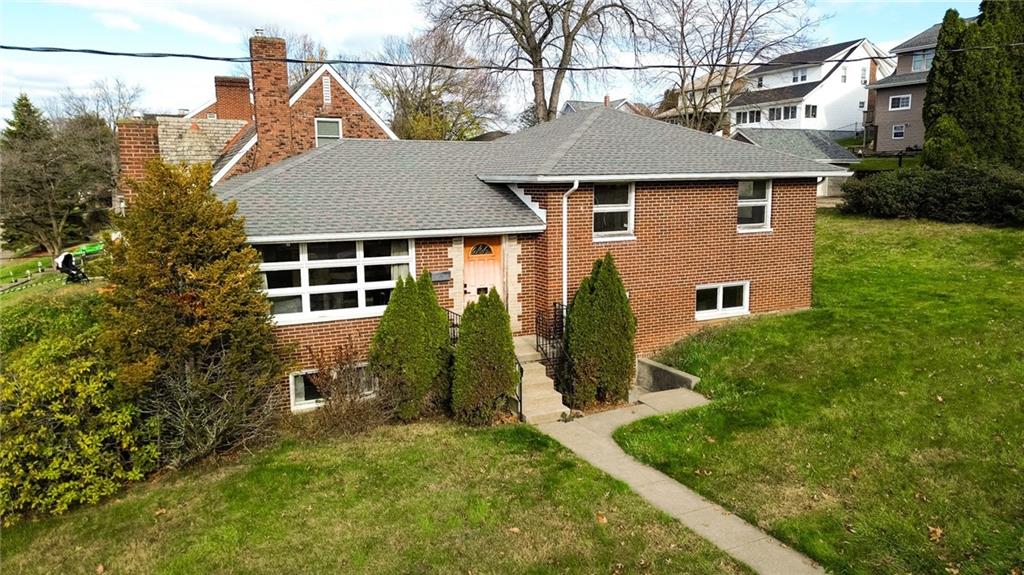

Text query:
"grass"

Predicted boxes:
[[849, 155, 921, 171], [0, 254, 52, 281], [3, 422, 749, 574], [614, 212, 1024, 575]]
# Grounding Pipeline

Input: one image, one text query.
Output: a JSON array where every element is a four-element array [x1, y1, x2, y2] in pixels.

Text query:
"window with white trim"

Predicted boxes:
[[750, 110, 761, 123], [735, 111, 747, 124], [257, 239, 413, 322], [315, 118, 342, 147], [290, 365, 377, 412], [768, 107, 781, 121], [858, 101, 865, 109], [737, 180, 771, 231], [841, 66, 848, 83], [792, 68, 807, 83], [804, 104, 817, 118], [695, 281, 750, 320], [592, 183, 634, 238], [892, 124, 906, 139], [860, 67, 868, 85], [757, 76, 764, 88], [206, 112, 217, 119], [783, 105, 798, 120], [911, 49, 935, 72], [889, 94, 912, 110]]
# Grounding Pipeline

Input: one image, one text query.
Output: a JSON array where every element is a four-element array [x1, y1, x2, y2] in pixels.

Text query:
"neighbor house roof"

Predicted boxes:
[[727, 81, 820, 107], [749, 39, 862, 75], [155, 117, 250, 165], [891, 16, 977, 54], [216, 107, 845, 240], [866, 70, 930, 89], [731, 128, 857, 164], [562, 99, 629, 113]]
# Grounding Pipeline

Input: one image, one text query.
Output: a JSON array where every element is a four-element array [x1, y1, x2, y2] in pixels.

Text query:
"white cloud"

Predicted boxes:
[[93, 11, 141, 31]]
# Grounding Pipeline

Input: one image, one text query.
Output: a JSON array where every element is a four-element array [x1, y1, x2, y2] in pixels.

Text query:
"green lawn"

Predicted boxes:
[[849, 155, 921, 171], [0, 254, 52, 281], [614, 212, 1024, 574], [3, 423, 749, 574]]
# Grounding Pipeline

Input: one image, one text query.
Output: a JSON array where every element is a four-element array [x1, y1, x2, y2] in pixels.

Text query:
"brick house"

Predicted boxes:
[[865, 17, 975, 153], [116, 34, 395, 206], [213, 106, 846, 420]]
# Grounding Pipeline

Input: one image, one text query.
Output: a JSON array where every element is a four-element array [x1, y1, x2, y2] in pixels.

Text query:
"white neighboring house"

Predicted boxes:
[[727, 39, 895, 135]]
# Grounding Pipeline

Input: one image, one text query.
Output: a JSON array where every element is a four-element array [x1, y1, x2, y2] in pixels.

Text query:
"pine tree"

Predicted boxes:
[[451, 290, 518, 426], [923, 9, 968, 131], [1, 94, 50, 147], [923, 115, 976, 169], [415, 271, 454, 406], [564, 253, 637, 408], [102, 160, 283, 468]]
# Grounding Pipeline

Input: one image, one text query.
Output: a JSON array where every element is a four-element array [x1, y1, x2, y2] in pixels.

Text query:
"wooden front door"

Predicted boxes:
[[463, 236, 502, 305]]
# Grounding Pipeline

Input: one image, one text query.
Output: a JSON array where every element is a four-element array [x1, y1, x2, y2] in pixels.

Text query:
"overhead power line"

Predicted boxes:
[[1, 43, 1022, 72]]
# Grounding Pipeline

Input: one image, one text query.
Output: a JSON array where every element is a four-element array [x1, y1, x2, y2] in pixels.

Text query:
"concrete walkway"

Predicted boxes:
[[537, 389, 826, 575]]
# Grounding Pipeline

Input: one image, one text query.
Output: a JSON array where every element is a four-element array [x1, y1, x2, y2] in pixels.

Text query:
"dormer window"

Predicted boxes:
[[315, 118, 342, 147], [757, 76, 764, 88], [911, 49, 935, 72], [791, 68, 807, 83]]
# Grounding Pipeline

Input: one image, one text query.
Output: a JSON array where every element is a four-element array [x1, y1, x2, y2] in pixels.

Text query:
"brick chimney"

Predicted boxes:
[[603, 94, 610, 107], [249, 35, 292, 168], [213, 76, 253, 121], [115, 119, 160, 205]]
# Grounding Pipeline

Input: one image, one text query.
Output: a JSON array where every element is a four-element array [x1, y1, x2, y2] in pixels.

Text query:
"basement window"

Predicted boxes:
[[695, 281, 750, 320], [592, 183, 635, 240], [290, 365, 377, 412], [737, 180, 772, 232], [256, 239, 414, 325], [315, 118, 342, 147]]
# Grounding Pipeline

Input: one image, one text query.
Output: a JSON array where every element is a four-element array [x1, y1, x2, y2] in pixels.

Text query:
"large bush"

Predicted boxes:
[[451, 290, 518, 426], [103, 161, 283, 469], [368, 271, 451, 421], [0, 292, 156, 524], [564, 253, 637, 409], [922, 114, 976, 169], [841, 165, 1024, 226]]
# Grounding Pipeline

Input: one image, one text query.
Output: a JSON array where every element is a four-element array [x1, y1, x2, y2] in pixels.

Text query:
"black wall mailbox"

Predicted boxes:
[[431, 270, 452, 283]]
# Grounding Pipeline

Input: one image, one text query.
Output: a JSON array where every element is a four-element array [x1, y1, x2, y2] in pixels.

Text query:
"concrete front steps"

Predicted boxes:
[[514, 336, 570, 424]]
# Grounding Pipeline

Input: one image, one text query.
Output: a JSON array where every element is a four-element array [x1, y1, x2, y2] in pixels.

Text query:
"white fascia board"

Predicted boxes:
[[508, 184, 546, 223], [288, 64, 399, 140], [728, 97, 805, 109], [210, 134, 258, 186], [184, 97, 217, 119], [247, 224, 546, 244], [478, 171, 849, 184]]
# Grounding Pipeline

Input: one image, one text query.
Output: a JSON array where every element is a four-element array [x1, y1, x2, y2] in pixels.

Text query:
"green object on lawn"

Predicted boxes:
[[72, 242, 104, 257]]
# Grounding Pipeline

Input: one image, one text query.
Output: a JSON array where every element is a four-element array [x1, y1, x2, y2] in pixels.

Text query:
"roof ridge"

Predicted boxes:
[[537, 106, 605, 174]]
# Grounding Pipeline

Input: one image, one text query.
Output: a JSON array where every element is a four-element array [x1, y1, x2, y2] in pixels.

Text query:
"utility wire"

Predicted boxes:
[[1, 43, 1022, 72]]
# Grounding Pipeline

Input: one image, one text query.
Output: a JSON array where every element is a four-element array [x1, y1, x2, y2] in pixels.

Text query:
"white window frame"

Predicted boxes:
[[783, 105, 797, 120], [892, 124, 906, 140], [804, 104, 817, 118], [592, 182, 636, 242], [737, 180, 772, 233], [750, 110, 761, 123], [314, 117, 342, 147], [860, 67, 868, 85], [888, 94, 912, 111], [911, 49, 934, 72], [289, 363, 373, 412], [841, 66, 847, 83], [791, 68, 806, 83], [258, 239, 416, 326], [694, 281, 750, 321]]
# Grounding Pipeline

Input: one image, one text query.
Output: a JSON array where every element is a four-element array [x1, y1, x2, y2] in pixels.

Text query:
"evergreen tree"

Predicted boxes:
[[1, 94, 50, 146], [564, 253, 637, 408], [451, 290, 518, 426], [923, 9, 968, 131], [102, 160, 283, 468], [416, 271, 454, 406], [923, 114, 976, 169]]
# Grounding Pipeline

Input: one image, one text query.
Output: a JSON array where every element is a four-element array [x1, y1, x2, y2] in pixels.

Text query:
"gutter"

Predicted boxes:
[[561, 179, 580, 307]]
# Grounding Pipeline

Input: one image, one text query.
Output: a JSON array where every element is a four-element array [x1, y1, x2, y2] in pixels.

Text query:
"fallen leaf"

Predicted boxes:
[[936, 395, 944, 403], [929, 525, 944, 542], [96, 565, 105, 575], [154, 508, 166, 517], [944, 566, 959, 574], [596, 512, 607, 524], [507, 527, 520, 534], [705, 436, 716, 444]]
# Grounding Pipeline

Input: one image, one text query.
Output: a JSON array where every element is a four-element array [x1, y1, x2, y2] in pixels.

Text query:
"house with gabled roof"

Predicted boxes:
[[116, 34, 395, 207], [727, 39, 894, 135], [212, 104, 846, 420], [730, 128, 857, 196]]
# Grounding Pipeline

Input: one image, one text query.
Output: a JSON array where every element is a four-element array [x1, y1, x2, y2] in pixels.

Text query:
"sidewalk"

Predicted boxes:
[[537, 389, 826, 575]]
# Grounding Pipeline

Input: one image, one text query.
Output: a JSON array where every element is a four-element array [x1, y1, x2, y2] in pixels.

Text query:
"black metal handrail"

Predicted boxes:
[[535, 302, 567, 366], [446, 308, 461, 344]]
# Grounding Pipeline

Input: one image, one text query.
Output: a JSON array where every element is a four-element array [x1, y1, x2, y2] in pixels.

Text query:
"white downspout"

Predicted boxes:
[[561, 179, 580, 306]]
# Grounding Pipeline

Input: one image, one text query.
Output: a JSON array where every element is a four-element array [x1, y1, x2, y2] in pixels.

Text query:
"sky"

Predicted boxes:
[[0, 0, 980, 126]]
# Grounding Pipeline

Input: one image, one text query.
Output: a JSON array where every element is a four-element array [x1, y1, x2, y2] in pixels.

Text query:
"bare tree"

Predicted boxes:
[[235, 25, 329, 84], [424, 0, 646, 123], [370, 29, 504, 140], [644, 0, 822, 132], [60, 78, 143, 128]]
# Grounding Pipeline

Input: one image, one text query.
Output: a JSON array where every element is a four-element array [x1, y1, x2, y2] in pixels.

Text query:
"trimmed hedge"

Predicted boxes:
[[0, 292, 157, 524], [451, 290, 518, 426], [564, 253, 637, 408], [841, 164, 1024, 226]]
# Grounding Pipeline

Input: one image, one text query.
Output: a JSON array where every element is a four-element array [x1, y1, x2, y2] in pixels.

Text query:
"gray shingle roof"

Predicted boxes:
[[215, 107, 844, 238], [563, 99, 628, 113], [728, 81, 821, 107], [867, 70, 929, 89], [891, 16, 977, 54], [156, 117, 249, 165], [749, 39, 862, 75], [731, 128, 857, 163], [211, 124, 256, 175]]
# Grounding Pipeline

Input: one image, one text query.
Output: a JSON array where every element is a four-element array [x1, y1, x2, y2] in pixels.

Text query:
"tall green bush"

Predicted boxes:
[[368, 271, 451, 420], [922, 114, 976, 169], [565, 254, 637, 409], [103, 161, 283, 468], [451, 291, 518, 426], [0, 292, 157, 524]]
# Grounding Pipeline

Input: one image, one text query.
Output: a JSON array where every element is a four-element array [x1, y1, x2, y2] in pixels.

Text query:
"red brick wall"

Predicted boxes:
[[249, 36, 292, 168], [115, 119, 159, 203], [525, 179, 816, 355], [213, 76, 253, 121], [270, 237, 455, 409], [289, 73, 391, 152], [516, 234, 538, 336]]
